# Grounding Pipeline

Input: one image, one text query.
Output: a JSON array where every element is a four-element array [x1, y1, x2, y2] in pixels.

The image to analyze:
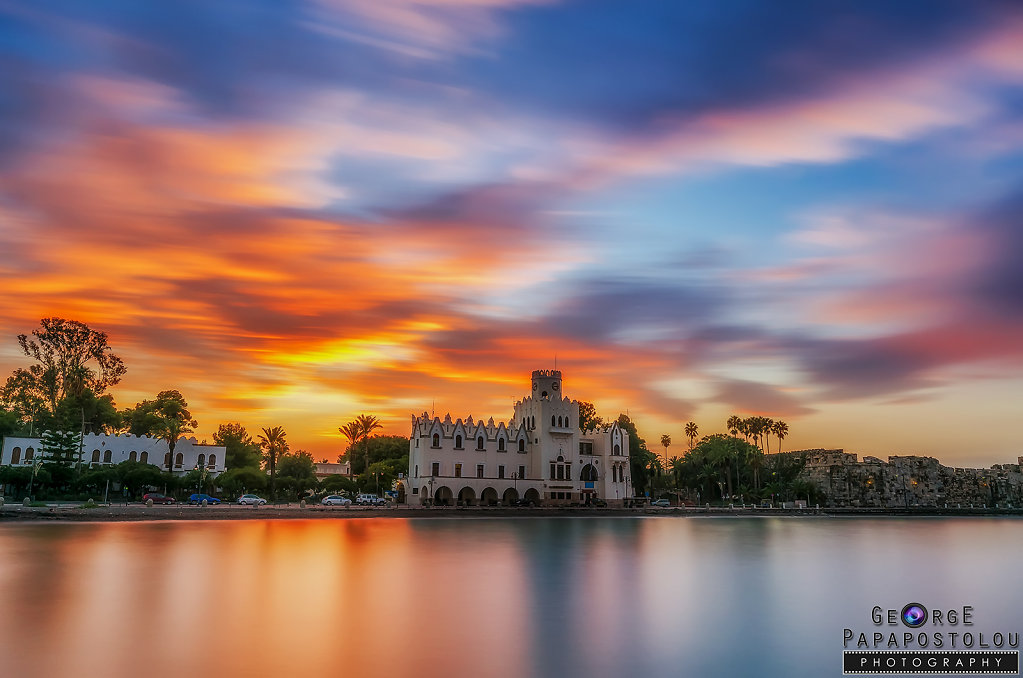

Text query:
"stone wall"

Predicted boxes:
[[800, 450, 1023, 508]]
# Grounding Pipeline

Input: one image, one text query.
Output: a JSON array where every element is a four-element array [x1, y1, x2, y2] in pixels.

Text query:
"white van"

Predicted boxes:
[[356, 493, 386, 506]]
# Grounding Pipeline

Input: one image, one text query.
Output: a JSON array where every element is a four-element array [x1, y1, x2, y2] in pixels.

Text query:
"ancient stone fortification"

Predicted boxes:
[[799, 449, 1023, 508]]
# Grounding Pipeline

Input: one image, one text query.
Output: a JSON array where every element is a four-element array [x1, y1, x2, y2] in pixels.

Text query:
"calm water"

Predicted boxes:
[[1, 516, 1021, 678]]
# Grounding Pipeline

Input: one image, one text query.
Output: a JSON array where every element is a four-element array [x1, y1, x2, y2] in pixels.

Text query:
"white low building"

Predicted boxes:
[[401, 370, 631, 506], [0, 433, 227, 475]]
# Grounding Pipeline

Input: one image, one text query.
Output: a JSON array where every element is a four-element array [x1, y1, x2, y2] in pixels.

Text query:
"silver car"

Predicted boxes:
[[321, 495, 352, 506], [238, 494, 267, 505]]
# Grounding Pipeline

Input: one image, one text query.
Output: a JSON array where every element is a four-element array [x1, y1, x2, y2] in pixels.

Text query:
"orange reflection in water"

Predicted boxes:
[[0, 519, 532, 678]]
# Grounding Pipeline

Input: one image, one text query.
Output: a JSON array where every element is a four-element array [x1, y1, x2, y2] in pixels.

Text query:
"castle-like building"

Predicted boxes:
[[402, 370, 631, 506]]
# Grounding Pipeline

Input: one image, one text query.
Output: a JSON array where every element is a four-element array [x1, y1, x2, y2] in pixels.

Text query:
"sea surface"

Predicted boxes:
[[0, 516, 1020, 678]]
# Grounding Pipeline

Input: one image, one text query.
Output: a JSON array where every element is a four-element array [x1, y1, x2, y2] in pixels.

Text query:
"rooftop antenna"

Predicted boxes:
[[431, 400, 435, 419]]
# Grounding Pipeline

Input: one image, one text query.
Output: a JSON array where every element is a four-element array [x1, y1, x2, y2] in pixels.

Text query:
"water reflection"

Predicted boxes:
[[0, 517, 1020, 678]]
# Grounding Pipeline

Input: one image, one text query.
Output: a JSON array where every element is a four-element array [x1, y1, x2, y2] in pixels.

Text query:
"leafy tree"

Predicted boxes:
[[617, 413, 655, 497], [357, 458, 406, 495], [340, 434, 409, 474], [0, 405, 27, 438], [277, 450, 317, 490], [578, 401, 606, 431], [181, 467, 219, 495], [0, 466, 33, 495], [48, 389, 121, 435], [3, 318, 126, 416], [113, 460, 165, 499], [217, 467, 269, 498], [258, 426, 287, 501], [213, 423, 262, 469], [133, 391, 198, 474], [321, 474, 359, 497]]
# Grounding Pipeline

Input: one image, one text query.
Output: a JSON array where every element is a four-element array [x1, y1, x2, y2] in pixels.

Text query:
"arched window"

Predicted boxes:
[[551, 415, 556, 426], [565, 418, 570, 428], [10, 447, 20, 464], [103, 450, 112, 464], [91, 449, 101, 463], [498, 438, 506, 451], [558, 416, 563, 427], [518, 439, 525, 452], [531, 416, 535, 428], [432, 433, 440, 448], [455, 435, 463, 449], [415, 464, 419, 477], [175, 453, 183, 467], [614, 444, 621, 455], [581, 464, 598, 482], [25, 447, 34, 461], [164, 452, 171, 468], [197, 453, 206, 467], [477, 436, 484, 450], [208, 454, 216, 468], [129, 451, 137, 462], [140, 451, 148, 464]]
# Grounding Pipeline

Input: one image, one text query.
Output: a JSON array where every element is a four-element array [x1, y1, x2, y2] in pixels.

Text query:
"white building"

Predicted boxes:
[[0, 433, 227, 475], [402, 370, 631, 506]]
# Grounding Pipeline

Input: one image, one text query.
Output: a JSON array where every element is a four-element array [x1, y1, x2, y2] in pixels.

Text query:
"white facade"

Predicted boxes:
[[403, 370, 631, 506], [0, 433, 227, 475]]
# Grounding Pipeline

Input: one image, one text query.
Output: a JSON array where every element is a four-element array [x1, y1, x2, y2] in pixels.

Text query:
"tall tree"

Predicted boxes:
[[684, 421, 699, 451], [140, 391, 198, 475], [355, 414, 383, 474], [338, 420, 361, 466], [773, 420, 789, 453], [660, 434, 671, 468], [577, 401, 606, 431], [213, 423, 262, 469], [4, 318, 126, 416], [618, 413, 654, 497], [258, 426, 287, 501], [726, 415, 741, 438]]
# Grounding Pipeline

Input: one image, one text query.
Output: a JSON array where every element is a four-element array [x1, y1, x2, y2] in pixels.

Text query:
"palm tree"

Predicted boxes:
[[726, 415, 741, 438], [258, 426, 287, 502], [684, 421, 698, 451], [660, 434, 671, 468], [355, 414, 383, 474], [761, 417, 775, 454], [338, 421, 361, 468], [773, 420, 789, 453]]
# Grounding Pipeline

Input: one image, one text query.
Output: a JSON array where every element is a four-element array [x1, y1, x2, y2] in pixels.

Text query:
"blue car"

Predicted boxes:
[[188, 493, 221, 505]]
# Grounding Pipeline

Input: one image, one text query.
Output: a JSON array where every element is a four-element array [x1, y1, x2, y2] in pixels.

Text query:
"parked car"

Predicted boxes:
[[142, 492, 175, 505], [512, 497, 538, 507], [355, 493, 386, 506], [237, 494, 267, 505], [651, 498, 671, 508], [321, 495, 352, 506], [188, 493, 221, 505], [588, 497, 608, 507]]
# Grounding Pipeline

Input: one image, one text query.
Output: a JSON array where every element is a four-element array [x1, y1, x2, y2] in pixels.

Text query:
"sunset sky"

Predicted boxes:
[[2, 1, 1022, 466]]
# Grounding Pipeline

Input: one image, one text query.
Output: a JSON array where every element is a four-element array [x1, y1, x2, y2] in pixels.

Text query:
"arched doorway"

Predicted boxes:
[[480, 487, 498, 506], [396, 482, 407, 504], [434, 486, 454, 506], [457, 486, 477, 506], [523, 488, 541, 506], [503, 487, 519, 505]]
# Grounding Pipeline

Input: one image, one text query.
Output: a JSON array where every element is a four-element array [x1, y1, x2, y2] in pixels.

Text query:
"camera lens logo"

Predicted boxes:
[[901, 603, 928, 628]]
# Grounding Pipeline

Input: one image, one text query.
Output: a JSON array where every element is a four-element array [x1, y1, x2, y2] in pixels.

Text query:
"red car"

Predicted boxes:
[[143, 492, 175, 505]]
